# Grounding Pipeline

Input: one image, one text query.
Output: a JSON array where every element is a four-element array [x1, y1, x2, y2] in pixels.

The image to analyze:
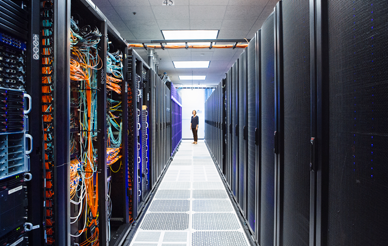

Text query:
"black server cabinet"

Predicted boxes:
[[231, 61, 239, 198], [226, 69, 232, 186], [310, 1, 388, 245], [238, 50, 248, 214], [247, 34, 258, 238], [275, 1, 311, 245], [260, 12, 275, 246], [150, 70, 156, 188], [222, 78, 227, 177]]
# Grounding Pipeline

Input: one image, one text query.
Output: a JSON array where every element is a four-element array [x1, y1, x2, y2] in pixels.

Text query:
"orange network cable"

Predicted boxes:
[[128, 43, 249, 49]]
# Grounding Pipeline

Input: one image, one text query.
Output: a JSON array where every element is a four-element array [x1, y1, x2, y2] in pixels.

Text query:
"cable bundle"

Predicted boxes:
[[40, 0, 55, 244], [106, 46, 123, 178], [69, 18, 102, 246]]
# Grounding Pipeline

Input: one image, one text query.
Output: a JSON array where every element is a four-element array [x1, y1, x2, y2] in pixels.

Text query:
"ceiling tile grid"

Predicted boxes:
[[91, 0, 279, 86]]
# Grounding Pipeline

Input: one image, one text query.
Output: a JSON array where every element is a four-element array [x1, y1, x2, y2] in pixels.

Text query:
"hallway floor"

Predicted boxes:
[[126, 140, 250, 246]]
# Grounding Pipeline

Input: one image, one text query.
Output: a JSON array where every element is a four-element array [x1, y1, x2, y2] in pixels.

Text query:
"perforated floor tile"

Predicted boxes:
[[192, 190, 228, 199], [161, 244, 187, 246], [163, 232, 187, 242], [192, 213, 240, 230], [132, 244, 158, 246], [159, 182, 191, 190], [193, 182, 224, 190], [154, 190, 191, 199], [192, 231, 248, 246], [134, 232, 161, 242], [128, 142, 250, 246], [141, 213, 189, 230], [149, 200, 190, 212], [192, 200, 233, 212]]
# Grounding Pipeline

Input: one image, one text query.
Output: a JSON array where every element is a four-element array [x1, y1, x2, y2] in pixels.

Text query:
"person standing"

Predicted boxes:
[[190, 110, 199, 144]]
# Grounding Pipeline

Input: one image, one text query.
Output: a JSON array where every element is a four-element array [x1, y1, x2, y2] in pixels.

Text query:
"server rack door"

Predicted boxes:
[[238, 50, 248, 214], [260, 12, 275, 246], [227, 69, 232, 186], [254, 31, 262, 241], [231, 61, 239, 198], [277, 1, 310, 245], [318, 1, 388, 245], [247, 35, 257, 236]]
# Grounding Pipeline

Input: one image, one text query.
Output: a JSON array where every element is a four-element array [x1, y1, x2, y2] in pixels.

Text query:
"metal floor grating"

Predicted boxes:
[[192, 213, 241, 230], [149, 200, 190, 212], [163, 232, 187, 242], [192, 231, 249, 246], [193, 182, 224, 190], [192, 200, 233, 212], [140, 213, 189, 230], [192, 190, 228, 199], [134, 232, 161, 242], [154, 190, 191, 199], [159, 182, 191, 189], [128, 141, 250, 246]]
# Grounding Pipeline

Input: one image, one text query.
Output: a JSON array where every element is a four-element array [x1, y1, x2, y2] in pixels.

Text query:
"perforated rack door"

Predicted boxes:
[[324, 1, 388, 245], [260, 12, 275, 246]]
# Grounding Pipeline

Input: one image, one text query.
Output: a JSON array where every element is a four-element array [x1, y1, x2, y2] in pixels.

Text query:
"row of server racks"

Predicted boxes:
[[205, 1, 388, 246], [0, 0, 182, 246]]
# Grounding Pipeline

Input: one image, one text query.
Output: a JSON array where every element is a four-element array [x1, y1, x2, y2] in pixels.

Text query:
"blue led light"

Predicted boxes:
[[371, 175, 373, 178], [371, 136, 373, 139], [371, 144, 374, 147]]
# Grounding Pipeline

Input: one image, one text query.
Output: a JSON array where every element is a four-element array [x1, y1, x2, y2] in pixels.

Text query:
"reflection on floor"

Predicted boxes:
[[126, 140, 250, 246]]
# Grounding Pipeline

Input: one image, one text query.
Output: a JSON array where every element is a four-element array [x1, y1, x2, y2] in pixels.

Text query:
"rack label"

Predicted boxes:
[[10, 237, 23, 246], [33, 34, 39, 60], [8, 185, 23, 195]]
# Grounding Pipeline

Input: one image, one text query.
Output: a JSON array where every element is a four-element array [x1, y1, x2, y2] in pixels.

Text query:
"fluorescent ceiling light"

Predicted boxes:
[[173, 61, 210, 68], [162, 30, 218, 40], [162, 30, 218, 45], [179, 76, 206, 80]]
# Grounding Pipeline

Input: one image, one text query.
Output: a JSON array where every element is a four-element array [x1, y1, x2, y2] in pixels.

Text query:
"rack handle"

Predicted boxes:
[[24, 93, 32, 114], [25, 134, 33, 155]]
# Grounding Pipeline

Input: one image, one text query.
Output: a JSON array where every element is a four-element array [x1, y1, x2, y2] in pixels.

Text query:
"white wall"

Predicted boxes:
[[179, 89, 205, 139]]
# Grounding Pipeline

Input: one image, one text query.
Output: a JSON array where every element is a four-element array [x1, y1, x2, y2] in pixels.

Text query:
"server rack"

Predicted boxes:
[[167, 81, 182, 157], [238, 50, 248, 215], [313, 1, 388, 246], [231, 61, 239, 198], [0, 1, 36, 246], [247, 34, 258, 238]]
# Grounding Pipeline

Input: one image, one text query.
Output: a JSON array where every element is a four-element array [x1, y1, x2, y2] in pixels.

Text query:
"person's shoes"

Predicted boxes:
[[192, 142, 195, 144], [195, 142, 197, 144]]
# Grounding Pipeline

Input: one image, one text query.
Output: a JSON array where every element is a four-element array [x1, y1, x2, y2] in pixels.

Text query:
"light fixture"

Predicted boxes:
[[173, 61, 210, 69], [179, 76, 206, 80], [162, 30, 218, 45]]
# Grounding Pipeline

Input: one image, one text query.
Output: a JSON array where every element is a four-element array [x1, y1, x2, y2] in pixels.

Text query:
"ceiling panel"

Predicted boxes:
[[157, 19, 190, 29], [97, 6, 122, 21], [189, 19, 223, 30], [149, 0, 190, 5], [92, 0, 280, 87], [228, 0, 269, 5], [217, 29, 249, 39], [168, 49, 192, 57], [119, 31, 136, 40], [221, 19, 256, 31], [189, 6, 227, 19], [114, 6, 155, 20], [189, 0, 228, 5], [109, 0, 150, 6], [152, 6, 190, 20], [224, 5, 266, 20], [109, 19, 129, 33]]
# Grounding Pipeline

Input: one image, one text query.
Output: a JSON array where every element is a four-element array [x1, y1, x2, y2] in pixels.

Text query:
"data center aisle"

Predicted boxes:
[[126, 140, 250, 246]]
